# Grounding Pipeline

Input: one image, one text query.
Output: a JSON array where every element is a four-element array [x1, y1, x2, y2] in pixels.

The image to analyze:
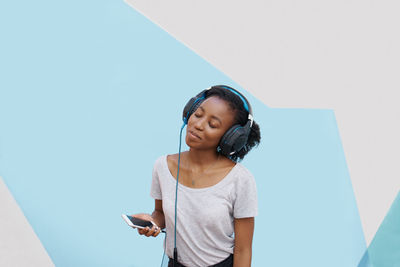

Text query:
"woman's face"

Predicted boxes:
[[186, 96, 236, 151]]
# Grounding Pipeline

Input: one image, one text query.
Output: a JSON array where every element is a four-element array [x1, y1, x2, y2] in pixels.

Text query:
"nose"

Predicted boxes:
[[193, 116, 205, 130]]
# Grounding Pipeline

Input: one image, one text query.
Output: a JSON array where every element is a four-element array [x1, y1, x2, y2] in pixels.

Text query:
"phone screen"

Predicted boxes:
[[127, 215, 154, 228]]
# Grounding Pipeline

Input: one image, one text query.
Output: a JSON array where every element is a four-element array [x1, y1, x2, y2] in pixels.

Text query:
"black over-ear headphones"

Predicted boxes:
[[182, 85, 254, 157]]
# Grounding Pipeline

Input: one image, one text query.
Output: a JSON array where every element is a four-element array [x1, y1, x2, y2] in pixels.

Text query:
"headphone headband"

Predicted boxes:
[[214, 85, 252, 115], [211, 85, 253, 127]]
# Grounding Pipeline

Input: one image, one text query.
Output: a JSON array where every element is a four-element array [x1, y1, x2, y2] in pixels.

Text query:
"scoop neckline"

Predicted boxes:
[[163, 154, 239, 192]]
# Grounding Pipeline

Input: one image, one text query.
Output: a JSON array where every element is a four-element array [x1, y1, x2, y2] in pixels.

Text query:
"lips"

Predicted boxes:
[[188, 130, 201, 140]]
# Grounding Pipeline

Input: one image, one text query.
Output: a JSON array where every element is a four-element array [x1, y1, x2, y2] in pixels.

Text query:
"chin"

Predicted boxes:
[[185, 140, 199, 149], [185, 137, 200, 149], [185, 136, 195, 147]]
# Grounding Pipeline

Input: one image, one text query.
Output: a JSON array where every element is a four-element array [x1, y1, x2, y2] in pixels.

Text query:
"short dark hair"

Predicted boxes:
[[204, 85, 261, 162]]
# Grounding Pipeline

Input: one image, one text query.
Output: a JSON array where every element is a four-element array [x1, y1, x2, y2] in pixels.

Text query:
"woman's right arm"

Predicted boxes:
[[133, 199, 165, 237]]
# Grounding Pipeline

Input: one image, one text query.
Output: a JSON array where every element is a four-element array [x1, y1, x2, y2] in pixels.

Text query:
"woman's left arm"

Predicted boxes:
[[233, 217, 254, 267]]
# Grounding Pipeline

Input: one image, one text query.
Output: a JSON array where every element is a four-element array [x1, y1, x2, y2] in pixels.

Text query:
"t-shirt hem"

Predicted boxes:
[[234, 213, 258, 218], [150, 193, 162, 200]]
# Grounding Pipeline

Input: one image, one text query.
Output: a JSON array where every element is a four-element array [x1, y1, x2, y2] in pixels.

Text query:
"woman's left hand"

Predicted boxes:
[[132, 213, 162, 237]]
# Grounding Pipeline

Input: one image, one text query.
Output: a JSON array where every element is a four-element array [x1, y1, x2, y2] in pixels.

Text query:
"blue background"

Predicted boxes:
[[0, 1, 367, 266]]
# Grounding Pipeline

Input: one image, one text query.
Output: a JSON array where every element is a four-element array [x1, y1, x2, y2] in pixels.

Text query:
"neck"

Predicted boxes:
[[186, 148, 220, 168]]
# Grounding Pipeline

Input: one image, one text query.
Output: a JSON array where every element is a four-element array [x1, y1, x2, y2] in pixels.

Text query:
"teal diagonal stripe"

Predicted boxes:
[[358, 191, 400, 267]]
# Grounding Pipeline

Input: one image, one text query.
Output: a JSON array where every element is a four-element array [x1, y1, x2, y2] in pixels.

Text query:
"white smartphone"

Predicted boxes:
[[122, 214, 165, 233]]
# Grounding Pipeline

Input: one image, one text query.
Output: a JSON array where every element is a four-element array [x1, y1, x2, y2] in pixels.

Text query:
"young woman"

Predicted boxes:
[[133, 85, 261, 267]]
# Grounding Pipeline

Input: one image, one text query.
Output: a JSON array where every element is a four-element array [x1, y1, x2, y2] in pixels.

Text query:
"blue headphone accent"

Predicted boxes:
[[219, 85, 250, 113]]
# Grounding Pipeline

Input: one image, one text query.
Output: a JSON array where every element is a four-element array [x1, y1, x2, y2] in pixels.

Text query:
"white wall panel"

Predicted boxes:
[[0, 177, 54, 267]]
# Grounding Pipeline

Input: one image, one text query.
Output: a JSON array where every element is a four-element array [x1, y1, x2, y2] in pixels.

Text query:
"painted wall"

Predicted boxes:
[[0, 0, 387, 266], [125, 0, 400, 246]]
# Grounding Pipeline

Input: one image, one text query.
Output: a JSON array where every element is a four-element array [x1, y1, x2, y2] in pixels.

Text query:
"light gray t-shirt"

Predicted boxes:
[[150, 155, 258, 267]]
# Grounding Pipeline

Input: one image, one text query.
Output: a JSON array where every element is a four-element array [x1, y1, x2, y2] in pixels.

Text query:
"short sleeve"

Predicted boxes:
[[233, 167, 258, 218], [150, 158, 162, 200]]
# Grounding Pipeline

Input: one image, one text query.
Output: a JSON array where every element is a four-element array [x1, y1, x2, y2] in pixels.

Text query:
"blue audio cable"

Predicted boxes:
[[160, 230, 167, 267], [172, 122, 186, 266]]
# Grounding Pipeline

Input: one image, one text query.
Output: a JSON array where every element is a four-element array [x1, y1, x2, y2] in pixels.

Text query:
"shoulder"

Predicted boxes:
[[231, 163, 257, 189], [165, 151, 189, 171], [153, 152, 187, 174], [234, 163, 255, 180], [231, 163, 258, 217], [166, 153, 177, 165], [153, 154, 168, 170], [165, 152, 187, 163]]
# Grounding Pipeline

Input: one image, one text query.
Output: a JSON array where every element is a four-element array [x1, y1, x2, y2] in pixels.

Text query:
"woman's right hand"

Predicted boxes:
[[131, 213, 162, 237]]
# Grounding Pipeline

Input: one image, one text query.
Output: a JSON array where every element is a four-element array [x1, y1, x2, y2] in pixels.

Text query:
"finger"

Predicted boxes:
[[138, 227, 148, 235], [145, 226, 155, 237], [147, 226, 156, 237], [153, 227, 161, 237]]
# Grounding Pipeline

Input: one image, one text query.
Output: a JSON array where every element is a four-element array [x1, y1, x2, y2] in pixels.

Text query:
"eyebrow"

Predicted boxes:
[[198, 106, 222, 124]]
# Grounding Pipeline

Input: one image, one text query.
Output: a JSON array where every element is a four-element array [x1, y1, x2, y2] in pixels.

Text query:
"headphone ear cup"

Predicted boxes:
[[182, 90, 207, 124], [218, 121, 252, 156], [182, 97, 196, 123]]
